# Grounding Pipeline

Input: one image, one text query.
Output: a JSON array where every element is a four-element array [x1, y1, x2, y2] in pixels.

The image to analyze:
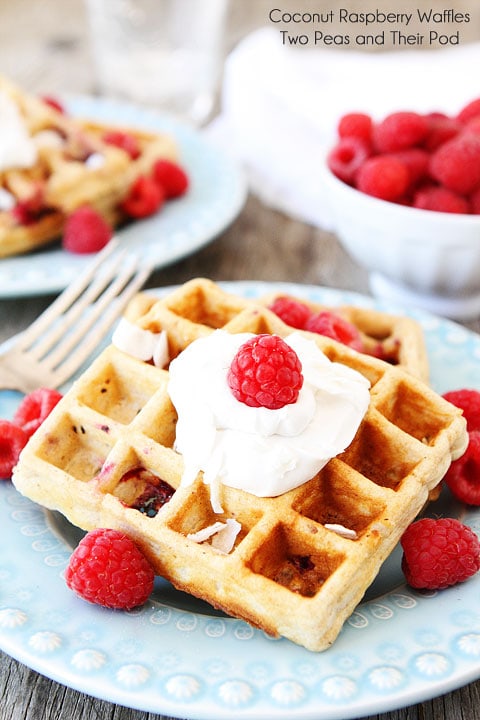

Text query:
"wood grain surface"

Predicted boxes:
[[0, 2, 479, 719]]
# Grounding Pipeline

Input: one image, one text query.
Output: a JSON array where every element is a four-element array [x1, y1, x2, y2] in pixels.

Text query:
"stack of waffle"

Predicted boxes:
[[13, 279, 467, 651], [0, 74, 177, 257]]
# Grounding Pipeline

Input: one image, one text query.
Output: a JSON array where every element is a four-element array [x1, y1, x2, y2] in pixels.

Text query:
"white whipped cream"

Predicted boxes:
[[168, 330, 371, 501], [0, 90, 38, 172], [112, 317, 169, 368]]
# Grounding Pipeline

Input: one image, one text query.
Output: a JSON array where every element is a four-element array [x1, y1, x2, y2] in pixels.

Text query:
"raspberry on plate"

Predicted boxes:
[[0, 420, 29, 478], [442, 388, 480, 431], [65, 527, 155, 609], [121, 175, 165, 218], [62, 205, 113, 254], [401, 517, 480, 589], [227, 334, 303, 410], [443, 430, 480, 506], [152, 159, 189, 199], [268, 296, 312, 329], [13, 387, 63, 438], [102, 130, 141, 160]]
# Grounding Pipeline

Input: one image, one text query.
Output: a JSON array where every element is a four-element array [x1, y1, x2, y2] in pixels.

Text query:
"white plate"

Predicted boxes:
[[0, 96, 247, 297], [1, 282, 479, 720]]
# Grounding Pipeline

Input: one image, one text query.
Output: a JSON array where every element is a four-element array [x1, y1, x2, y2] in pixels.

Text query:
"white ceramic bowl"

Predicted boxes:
[[322, 165, 480, 320]]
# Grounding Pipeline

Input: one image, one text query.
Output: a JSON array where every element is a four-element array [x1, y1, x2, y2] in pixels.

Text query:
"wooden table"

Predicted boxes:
[[0, 2, 479, 719]]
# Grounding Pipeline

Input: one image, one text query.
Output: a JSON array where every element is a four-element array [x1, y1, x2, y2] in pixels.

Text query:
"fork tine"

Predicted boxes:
[[49, 263, 152, 384], [16, 240, 120, 351], [26, 249, 129, 360]]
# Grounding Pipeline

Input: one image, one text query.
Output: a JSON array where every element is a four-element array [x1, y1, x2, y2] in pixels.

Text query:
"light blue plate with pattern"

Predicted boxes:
[[1, 282, 479, 720], [0, 97, 247, 298]]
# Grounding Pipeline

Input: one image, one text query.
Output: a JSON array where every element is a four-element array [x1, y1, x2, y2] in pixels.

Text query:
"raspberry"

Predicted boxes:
[[457, 98, 480, 124], [152, 159, 189, 199], [443, 430, 480, 505], [471, 187, 480, 214], [102, 130, 141, 160], [0, 420, 28, 478], [465, 116, 480, 137], [327, 137, 370, 184], [121, 176, 165, 218], [65, 528, 155, 609], [268, 296, 312, 329], [388, 148, 430, 186], [356, 155, 409, 201], [442, 389, 480, 431], [304, 311, 364, 352], [373, 112, 429, 153], [430, 134, 480, 194], [13, 387, 63, 438], [41, 95, 66, 114], [62, 206, 113, 254], [413, 186, 470, 214], [337, 113, 373, 145], [401, 517, 480, 589], [423, 114, 461, 151], [12, 186, 45, 226], [227, 334, 303, 410]]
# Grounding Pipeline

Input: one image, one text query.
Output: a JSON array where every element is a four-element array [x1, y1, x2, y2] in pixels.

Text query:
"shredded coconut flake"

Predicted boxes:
[[324, 523, 358, 540], [187, 518, 241, 554]]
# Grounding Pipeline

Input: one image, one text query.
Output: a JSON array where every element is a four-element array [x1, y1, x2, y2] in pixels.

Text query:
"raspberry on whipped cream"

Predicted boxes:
[[168, 330, 371, 508]]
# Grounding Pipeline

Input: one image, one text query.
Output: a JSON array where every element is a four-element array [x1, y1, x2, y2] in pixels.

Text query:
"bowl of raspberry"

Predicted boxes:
[[324, 100, 480, 320]]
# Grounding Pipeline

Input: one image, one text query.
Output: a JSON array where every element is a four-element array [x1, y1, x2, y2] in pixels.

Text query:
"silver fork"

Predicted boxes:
[[0, 241, 152, 393]]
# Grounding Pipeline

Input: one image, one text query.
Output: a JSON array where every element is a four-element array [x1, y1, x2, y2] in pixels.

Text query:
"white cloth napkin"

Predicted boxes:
[[207, 28, 480, 230]]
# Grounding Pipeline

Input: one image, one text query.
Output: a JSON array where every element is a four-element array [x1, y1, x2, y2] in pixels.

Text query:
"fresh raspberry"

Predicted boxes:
[[356, 155, 409, 201], [413, 186, 470, 214], [373, 111, 429, 153], [443, 430, 480, 505], [12, 186, 45, 225], [65, 528, 155, 609], [102, 130, 141, 160], [13, 387, 63, 438], [121, 176, 165, 218], [471, 187, 480, 214], [430, 134, 480, 194], [0, 420, 29, 478], [152, 159, 189, 199], [457, 98, 480, 124], [423, 114, 461, 151], [442, 389, 480, 431], [62, 206, 113, 254], [388, 148, 430, 187], [465, 117, 480, 137], [401, 517, 480, 589], [268, 296, 312, 329], [327, 137, 370, 184], [304, 311, 364, 352], [227, 334, 303, 410], [337, 112, 373, 145], [41, 95, 66, 114]]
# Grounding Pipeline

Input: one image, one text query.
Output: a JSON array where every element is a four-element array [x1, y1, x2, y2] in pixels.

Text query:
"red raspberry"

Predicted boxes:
[[423, 114, 461, 151], [430, 134, 480, 194], [413, 186, 470, 214], [373, 112, 429, 153], [442, 389, 480, 431], [356, 155, 409, 201], [12, 185, 45, 226], [62, 206, 113, 254], [337, 113, 373, 145], [457, 98, 480, 124], [304, 311, 364, 352], [0, 420, 28, 478], [13, 387, 63, 438], [102, 130, 141, 160], [152, 159, 189, 199], [41, 95, 66, 114], [388, 148, 430, 187], [465, 117, 480, 137], [327, 137, 370, 184], [471, 187, 480, 214], [121, 176, 165, 218], [443, 430, 480, 505], [227, 334, 303, 410], [268, 296, 312, 329], [65, 528, 155, 609], [401, 517, 480, 589]]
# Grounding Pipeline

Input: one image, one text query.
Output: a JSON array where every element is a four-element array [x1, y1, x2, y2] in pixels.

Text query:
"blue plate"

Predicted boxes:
[[0, 97, 247, 297], [1, 282, 479, 720]]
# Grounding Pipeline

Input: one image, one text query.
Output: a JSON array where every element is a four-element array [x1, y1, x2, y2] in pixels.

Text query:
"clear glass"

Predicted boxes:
[[85, 0, 229, 126]]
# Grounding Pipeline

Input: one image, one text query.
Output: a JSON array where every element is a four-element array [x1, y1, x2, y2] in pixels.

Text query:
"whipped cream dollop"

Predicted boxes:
[[112, 317, 169, 368], [168, 330, 371, 502], [0, 90, 38, 172]]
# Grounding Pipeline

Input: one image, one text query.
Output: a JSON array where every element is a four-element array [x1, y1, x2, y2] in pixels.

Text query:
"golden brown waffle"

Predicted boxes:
[[13, 280, 467, 652], [127, 279, 429, 380], [0, 75, 177, 257]]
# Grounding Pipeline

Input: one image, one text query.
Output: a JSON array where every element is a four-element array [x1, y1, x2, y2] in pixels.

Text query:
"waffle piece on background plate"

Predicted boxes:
[[0, 74, 178, 257], [12, 279, 467, 652]]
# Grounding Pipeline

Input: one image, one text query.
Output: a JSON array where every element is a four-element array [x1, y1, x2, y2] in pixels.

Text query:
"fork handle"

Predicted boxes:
[[0, 361, 34, 394]]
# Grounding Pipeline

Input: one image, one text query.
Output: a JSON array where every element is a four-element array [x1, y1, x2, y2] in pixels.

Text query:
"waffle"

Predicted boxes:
[[12, 280, 467, 652], [0, 75, 177, 257]]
